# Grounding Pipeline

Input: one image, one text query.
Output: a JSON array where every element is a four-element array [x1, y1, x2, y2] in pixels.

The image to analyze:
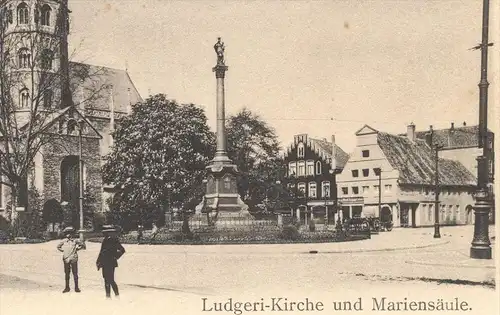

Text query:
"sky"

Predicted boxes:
[[67, 0, 499, 153]]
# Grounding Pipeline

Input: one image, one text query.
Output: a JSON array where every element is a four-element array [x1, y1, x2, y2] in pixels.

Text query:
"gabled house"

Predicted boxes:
[[283, 134, 349, 224], [337, 125, 477, 227]]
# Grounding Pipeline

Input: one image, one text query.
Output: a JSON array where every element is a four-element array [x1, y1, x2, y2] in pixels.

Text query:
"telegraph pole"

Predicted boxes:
[[470, 0, 493, 259], [433, 143, 442, 239]]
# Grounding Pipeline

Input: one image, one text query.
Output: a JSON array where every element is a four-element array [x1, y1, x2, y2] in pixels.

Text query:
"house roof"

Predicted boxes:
[[309, 137, 350, 169], [69, 62, 143, 113], [285, 135, 349, 169], [400, 125, 493, 149], [377, 132, 476, 186]]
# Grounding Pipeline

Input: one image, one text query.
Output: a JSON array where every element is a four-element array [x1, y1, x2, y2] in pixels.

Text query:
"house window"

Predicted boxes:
[[306, 160, 314, 176], [384, 184, 392, 193], [373, 185, 379, 194], [297, 142, 304, 158], [352, 187, 359, 195], [308, 182, 317, 198], [351, 170, 359, 177], [297, 161, 305, 176], [288, 162, 297, 177], [322, 181, 330, 198], [297, 182, 306, 196], [341, 187, 348, 195], [40, 4, 51, 26], [315, 161, 322, 175], [362, 150, 370, 157], [19, 88, 29, 107], [428, 205, 433, 222], [43, 89, 53, 108], [362, 186, 370, 194], [362, 169, 369, 177], [18, 48, 30, 68], [17, 3, 29, 25], [41, 49, 53, 69]]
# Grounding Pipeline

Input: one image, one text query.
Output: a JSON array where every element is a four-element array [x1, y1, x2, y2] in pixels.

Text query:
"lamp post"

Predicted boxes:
[[77, 120, 85, 242], [373, 168, 382, 222], [470, 0, 493, 259], [329, 168, 336, 225], [433, 144, 442, 238], [166, 183, 172, 225]]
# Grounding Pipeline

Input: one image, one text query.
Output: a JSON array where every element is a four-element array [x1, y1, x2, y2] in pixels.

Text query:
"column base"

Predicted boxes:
[[470, 246, 492, 259]]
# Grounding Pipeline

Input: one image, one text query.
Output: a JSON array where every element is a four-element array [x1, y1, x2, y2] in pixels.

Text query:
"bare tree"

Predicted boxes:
[[0, 0, 109, 222]]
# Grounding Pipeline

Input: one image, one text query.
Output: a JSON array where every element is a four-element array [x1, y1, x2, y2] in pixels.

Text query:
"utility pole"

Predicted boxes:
[[470, 0, 493, 259], [433, 143, 442, 239]]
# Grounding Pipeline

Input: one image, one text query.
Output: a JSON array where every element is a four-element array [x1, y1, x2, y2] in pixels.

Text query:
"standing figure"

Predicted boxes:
[[149, 222, 158, 244], [96, 225, 125, 298], [57, 226, 85, 293], [214, 37, 225, 65], [137, 224, 143, 244]]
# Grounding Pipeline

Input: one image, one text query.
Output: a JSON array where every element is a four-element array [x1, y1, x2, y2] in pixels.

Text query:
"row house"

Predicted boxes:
[[283, 134, 349, 224], [337, 124, 478, 227]]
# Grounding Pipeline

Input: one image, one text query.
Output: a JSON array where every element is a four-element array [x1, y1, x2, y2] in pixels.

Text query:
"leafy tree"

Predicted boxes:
[[226, 108, 283, 206], [102, 94, 215, 225]]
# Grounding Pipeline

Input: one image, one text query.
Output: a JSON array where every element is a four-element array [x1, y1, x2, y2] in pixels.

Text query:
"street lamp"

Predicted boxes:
[[373, 168, 382, 224], [76, 120, 85, 242], [470, 0, 493, 259], [166, 183, 172, 225], [433, 144, 442, 238]]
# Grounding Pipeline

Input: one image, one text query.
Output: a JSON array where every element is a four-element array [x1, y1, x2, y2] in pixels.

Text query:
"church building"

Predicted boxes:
[[0, 0, 142, 230]]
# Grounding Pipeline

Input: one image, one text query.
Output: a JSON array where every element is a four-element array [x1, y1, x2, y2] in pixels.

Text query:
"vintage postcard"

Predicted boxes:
[[0, 1, 498, 314]]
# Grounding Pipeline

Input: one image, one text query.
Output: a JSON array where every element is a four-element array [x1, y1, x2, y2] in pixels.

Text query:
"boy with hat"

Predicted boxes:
[[96, 225, 125, 298], [57, 226, 86, 293]]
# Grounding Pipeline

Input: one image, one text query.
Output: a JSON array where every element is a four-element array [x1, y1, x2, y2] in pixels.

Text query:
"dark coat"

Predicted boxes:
[[96, 236, 125, 269]]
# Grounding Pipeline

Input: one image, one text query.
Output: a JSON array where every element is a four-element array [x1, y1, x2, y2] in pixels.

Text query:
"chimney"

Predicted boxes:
[[407, 122, 416, 142], [463, 121, 467, 126], [331, 135, 337, 170], [450, 122, 455, 130]]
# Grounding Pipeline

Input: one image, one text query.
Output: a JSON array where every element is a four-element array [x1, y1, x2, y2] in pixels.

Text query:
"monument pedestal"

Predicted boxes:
[[190, 161, 253, 229]]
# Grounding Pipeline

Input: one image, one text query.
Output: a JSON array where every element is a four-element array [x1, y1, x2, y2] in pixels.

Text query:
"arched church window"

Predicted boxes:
[[19, 88, 29, 108], [43, 89, 53, 108], [41, 4, 51, 26], [41, 49, 53, 69], [17, 3, 29, 25], [67, 119, 77, 135], [18, 48, 30, 68]]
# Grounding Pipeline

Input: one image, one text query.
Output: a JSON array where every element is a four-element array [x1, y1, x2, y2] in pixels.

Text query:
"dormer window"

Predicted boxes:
[[362, 150, 370, 157], [17, 3, 29, 25], [297, 142, 305, 158]]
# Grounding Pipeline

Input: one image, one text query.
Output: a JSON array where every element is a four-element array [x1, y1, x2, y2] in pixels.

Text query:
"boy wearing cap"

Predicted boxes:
[[57, 227, 86, 293]]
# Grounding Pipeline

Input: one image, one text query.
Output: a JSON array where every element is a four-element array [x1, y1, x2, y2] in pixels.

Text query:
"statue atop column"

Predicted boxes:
[[214, 37, 225, 66]]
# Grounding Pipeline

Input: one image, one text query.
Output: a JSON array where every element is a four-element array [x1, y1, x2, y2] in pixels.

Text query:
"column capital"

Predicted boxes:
[[213, 65, 228, 78]]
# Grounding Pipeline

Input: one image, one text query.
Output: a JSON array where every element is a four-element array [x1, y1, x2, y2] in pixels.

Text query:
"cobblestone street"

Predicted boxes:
[[0, 225, 497, 315]]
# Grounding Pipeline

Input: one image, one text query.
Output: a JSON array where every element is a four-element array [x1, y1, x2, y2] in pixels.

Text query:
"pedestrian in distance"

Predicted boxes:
[[137, 224, 143, 244], [57, 226, 86, 293], [96, 225, 125, 298], [149, 222, 158, 244]]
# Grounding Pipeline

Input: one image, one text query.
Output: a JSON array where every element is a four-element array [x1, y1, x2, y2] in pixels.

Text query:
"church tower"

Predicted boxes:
[[1, 0, 72, 125]]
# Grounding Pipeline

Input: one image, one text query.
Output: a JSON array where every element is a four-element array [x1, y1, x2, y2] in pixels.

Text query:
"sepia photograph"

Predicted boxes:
[[0, 1, 498, 314]]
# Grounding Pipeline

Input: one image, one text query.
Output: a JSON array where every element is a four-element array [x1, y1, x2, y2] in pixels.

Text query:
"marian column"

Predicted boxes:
[[202, 37, 251, 223]]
